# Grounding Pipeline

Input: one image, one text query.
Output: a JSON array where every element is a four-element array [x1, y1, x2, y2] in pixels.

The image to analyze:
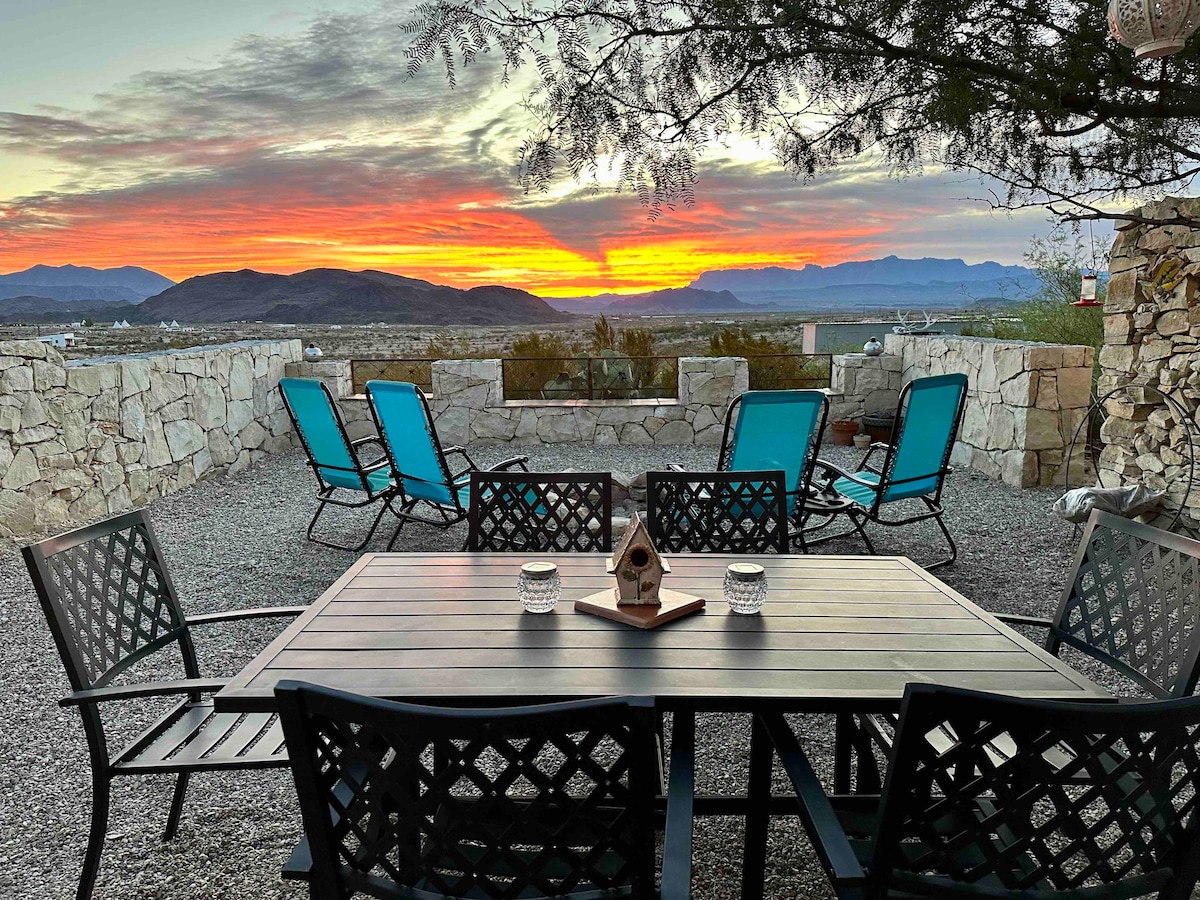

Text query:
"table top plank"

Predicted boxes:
[[215, 552, 1109, 712]]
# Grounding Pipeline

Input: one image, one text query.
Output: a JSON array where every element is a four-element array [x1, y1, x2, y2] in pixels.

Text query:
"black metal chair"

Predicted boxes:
[[22, 510, 308, 900], [646, 469, 789, 553], [466, 471, 614, 552], [275, 682, 694, 899], [749, 684, 1200, 900], [280, 376, 405, 551], [840, 509, 1200, 794]]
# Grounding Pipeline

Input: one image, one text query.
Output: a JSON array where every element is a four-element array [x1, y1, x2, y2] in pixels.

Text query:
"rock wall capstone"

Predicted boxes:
[[1099, 197, 1200, 532], [1, 339, 302, 538], [308, 357, 749, 446]]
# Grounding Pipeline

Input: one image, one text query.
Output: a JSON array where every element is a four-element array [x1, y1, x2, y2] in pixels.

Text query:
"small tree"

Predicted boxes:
[[707, 328, 819, 390]]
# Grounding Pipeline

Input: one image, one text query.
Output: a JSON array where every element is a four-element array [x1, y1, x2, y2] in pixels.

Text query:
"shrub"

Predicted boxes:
[[706, 328, 823, 389]]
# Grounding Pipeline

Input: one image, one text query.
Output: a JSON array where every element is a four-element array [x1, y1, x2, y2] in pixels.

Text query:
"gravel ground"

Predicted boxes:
[[0, 442, 1093, 899]]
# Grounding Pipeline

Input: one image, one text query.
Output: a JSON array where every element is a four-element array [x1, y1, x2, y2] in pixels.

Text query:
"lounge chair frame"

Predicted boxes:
[[280, 377, 404, 552], [365, 380, 529, 549], [808, 374, 968, 569]]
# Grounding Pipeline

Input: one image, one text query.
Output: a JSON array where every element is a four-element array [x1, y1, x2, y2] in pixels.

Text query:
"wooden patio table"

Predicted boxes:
[[215, 551, 1109, 898]]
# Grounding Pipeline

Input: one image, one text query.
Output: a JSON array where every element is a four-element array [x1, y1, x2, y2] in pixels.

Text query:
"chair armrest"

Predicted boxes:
[[661, 710, 695, 900], [814, 458, 879, 491], [491, 455, 529, 473], [60, 678, 229, 707], [351, 435, 382, 449], [187, 605, 309, 626], [759, 713, 866, 888], [666, 463, 688, 472], [993, 613, 1053, 630], [860, 443, 890, 474]]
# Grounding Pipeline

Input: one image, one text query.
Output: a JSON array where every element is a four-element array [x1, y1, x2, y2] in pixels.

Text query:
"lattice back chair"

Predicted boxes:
[[366, 380, 528, 549], [276, 682, 693, 900], [718, 390, 829, 524], [811, 373, 969, 569], [23, 510, 305, 900], [646, 470, 789, 553], [845, 510, 1200, 798], [754, 685, 1200, 900], [1018, 509, 1200, 699], [466, 471, 613, 552], [280, 377, 400, 551]]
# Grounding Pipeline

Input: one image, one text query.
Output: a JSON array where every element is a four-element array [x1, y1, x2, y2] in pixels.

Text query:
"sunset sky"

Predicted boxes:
[[0, 0, 1053, 296]]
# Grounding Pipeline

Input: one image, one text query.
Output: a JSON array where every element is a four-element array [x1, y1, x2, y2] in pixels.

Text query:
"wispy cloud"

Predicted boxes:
[[0, 6, 1044, 293]]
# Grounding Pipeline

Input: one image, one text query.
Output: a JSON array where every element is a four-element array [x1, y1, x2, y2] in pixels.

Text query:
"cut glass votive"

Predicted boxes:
[[724, 562, 767, 614], [518, 561, 560, 613]]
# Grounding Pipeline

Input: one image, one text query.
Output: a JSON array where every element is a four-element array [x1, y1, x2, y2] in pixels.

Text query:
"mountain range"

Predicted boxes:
[[0, 265, 174, 302], [687, 256, 1039, 309], [138, 269, 565, 325], [0, 256, 1041, 324]]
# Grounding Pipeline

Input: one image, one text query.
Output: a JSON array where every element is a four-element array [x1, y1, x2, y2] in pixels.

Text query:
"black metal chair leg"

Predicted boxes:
[[741, 714, 773, 900], [848, 511, 875, 554], [78, 773, 110, 900], [922, 499, 957, 571], [307, 491, 392, 553], [833, 713, 854, 795], [162, 771, 190, 841]]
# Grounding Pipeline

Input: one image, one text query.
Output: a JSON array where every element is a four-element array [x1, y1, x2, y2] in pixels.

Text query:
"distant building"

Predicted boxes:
[[111, 319, 132, 329], [800, 320, 977, 354], [37, 332, 83, 349]]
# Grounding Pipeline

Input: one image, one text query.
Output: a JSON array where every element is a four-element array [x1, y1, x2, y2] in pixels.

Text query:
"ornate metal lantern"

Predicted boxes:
[[1108, 0, 1199, 59]]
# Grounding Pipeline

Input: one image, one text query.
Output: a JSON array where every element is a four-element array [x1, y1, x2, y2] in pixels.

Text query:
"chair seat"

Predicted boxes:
[[833, 472, 882, 507], [321, 466, 395, 493], [829, 796, 1051, 894], [112, 698, 288, 774]]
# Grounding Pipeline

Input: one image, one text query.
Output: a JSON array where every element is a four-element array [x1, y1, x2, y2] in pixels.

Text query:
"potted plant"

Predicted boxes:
[[830, 420, 858, 446]]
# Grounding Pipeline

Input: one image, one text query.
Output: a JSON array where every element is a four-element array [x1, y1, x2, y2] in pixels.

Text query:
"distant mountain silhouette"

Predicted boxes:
[[692, 256, 1034, 291], [545, 287, 748, 314], [138, 269, 566, 325], [689, 256, 1038, 308], [0, 265, 174, 301]]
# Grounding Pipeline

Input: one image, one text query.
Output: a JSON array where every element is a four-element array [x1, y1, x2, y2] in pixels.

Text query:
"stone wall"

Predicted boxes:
[[1100, 197, 1200, 532], [826, 352, 903, 422], [886, 333, 1094, 487], [300, 357, 749, 446], [1, 339, 302, 538]]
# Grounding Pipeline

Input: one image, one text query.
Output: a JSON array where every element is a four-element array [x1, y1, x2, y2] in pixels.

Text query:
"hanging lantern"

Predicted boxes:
[[1074, 272, 1102, 307], [1108, 0, 1199, 59]]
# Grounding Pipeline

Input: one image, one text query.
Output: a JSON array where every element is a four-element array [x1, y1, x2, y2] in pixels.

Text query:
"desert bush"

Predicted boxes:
[[707, 327, 823, 389]]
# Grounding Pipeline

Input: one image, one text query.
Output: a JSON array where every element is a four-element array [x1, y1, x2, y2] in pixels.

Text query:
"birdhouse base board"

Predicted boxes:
[[574, 588, 705, 630]]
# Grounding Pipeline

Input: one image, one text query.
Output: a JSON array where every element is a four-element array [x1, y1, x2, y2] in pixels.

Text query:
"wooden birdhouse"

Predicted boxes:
[[606, 512, 670, 606], [576, 511, 703, 630]]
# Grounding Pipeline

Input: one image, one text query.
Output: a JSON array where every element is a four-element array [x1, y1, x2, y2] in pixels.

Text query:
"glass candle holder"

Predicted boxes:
[[724, 562, 767, 614], [518, 561, 560, 613]]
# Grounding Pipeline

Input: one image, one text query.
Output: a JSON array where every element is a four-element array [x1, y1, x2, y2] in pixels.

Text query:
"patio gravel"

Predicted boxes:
[[0, 442, 1102, 899]]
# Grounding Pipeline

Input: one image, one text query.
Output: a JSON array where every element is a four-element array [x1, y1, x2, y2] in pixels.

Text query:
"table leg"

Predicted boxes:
[[741, 713, 772, 900]]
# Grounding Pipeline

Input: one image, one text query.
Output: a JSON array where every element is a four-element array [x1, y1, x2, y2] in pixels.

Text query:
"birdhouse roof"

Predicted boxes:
[[608, 511, 669, 575]]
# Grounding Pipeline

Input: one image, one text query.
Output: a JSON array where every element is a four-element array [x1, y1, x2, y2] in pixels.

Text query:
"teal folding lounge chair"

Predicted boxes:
[[366, 380, 528, 549], [280, 377, 401, 552], [809, 373, 968, 569], [678, 390, 833, 549]]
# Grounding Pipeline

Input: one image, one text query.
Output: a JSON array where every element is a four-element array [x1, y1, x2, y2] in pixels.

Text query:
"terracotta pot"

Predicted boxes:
[[830, 420, 858, 446]]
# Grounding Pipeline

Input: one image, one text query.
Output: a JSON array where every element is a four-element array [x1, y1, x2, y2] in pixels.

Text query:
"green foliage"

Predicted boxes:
[[422, 333, 487, 359], [591, 315, 617, 352], [707, 327, 824, 389], [406, 0, 1200, 224]]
